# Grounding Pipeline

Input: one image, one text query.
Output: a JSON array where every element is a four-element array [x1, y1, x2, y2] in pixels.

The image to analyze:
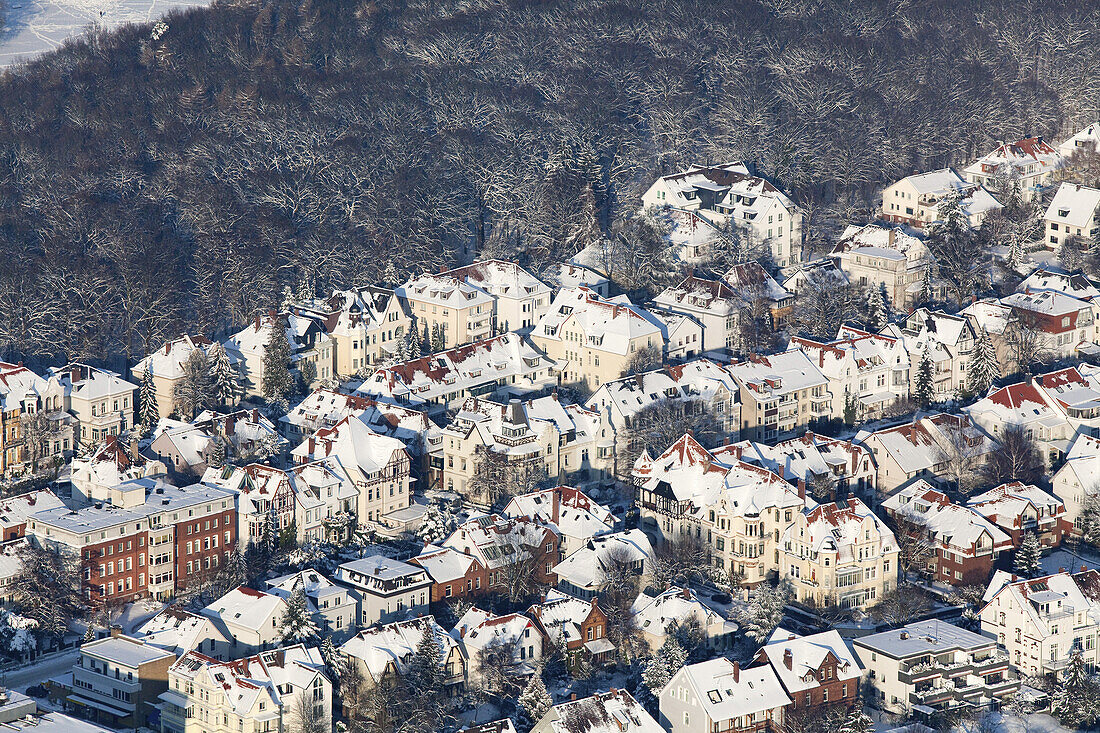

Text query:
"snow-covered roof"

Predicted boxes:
[[441, 395, 599, 461], [335, 556, 429, 592], [290, 414, 408, 485], [1060, 122, 1100, 157], [654, 274, 741, 316], [831, 224, 928, 264], [961, 298, 1013, 336], [535, 287, 664, 356], [0, 362, 48, 411], [1019, 267, 1100, 302], [442, 515, 555, 572], [586, 358, 738, 429], [721, 262, 791, 303], [792, 326, 909, 380], [502, 487, 614, 543], [132, 335, 220, 381], [631, 587, 734, 639], [443, 260, 551, 301], [358, 333, 552, 407], [135, 607, 226, 657], [410, 544, 482, 585], [450, 607, 539, 657], [552, 529, 654, 592], [784, 498, 897, 564], [1044, 183, 1100, 229], [755, 629, 861, 695], [80, 634, 174, 668], [650, 161, 796, 217], [855, 618, 997, 659], [857, 413, 991, 476], [200, 586, 287, 633], [966, 481, 1065, 531], [527, 592, 604, 647], [732, 433, 871, 485], [0, 489, 64, 531], [1001, 289, 1090, 319], [339, 616, 456, 681], [49, 363, 136, 402], [265, 568, 345, 606], [964, 137, 1062, 179], [881, 480, 1012, 554], [396, 273, 494, 309], [980, 569, 1100, 640], [1057, 433, 1100, 492], [726, 350, 829, 399], [671, 657, 791, 720], [537, 689, 662, 733]]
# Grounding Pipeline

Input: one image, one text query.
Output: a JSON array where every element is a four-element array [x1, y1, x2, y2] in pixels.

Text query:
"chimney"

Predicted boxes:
[[268, 308, 277, 320], [254, 314, 261, 331], [252, 408, 259, 422], [552, 489, 560, 525], [109, 624, 122, 638], [888, 229, 896, 247], [1083, 565, 1089, 573], [70, 365, 81, 383], [900, 631, 910, 640], [797, 479, 806, 501], [570, 693, 577, 701], [308, 436, 315, 455], [732, 660, 739, 682], [130, 437, 140, 458], [1060, 567, 1066, 573], [783, 648, 793, 670], [165, 341, 171, 355]]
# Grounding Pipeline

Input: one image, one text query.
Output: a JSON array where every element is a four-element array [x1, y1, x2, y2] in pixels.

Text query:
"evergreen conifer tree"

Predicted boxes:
[[913, 345, 935, 408], [516, 673, 553, 731], [139, 368, 160, 428], [406, 627, 444, 695], [262, 319, 294, 401], [1052, 649, 1099, 728], [208, 342, 240, 406], [174, 348, 213, 420], [1014, 531, 1043, 578], [421, 322, 431, 355], [278, 585, 319, 642], [867, 286, 887, 331], [919, 266, 933, 304], [968, 328, 1000, 395]]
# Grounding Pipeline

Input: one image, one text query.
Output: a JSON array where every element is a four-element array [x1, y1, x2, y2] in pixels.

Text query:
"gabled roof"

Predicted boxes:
[[200, 586, 287, 633], [339, 616, 456, 681], [670, 658, 791, 720], [535, 287, 664, 356], [881, 480, 1012, 553], [553, 529, 654, 591], [755, 629, 861, 695], [135, 607, 227, 657], [503, 486, 614, 543], [1044, 183, 1100, 229], [631, 587, 734, 638], [537, 689, 662, 733]]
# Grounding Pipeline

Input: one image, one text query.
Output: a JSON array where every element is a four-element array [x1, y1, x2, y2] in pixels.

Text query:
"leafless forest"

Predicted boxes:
[[0, 0, 1097, 361]]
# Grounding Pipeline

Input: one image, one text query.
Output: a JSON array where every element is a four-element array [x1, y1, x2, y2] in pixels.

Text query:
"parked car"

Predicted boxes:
[[25, 685, 47, 699]]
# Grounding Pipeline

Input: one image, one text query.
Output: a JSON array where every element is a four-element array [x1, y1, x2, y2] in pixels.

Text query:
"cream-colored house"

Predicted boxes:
[[856, 412, 992, 493], [159, 645, 331, 733], [880, 168, 1002, 230], [780, 498, 898, 610], [339, 616, 465, 693], [48, 363, 137, 449], [132, 335, 227, 419], [1043, 182, 1100, 251], [439, 395, 603, 503], [443, 260, 553, 334], [896, 309, 980, 399], [532, 287, 666, 392], [224, 311, 335, 396], [726, 350, 831, 443], [829, 224, 935, 310], [964, 136, 1063, 203], [1051, 433, 1100, 537], [0, 362, 71, 476], [316, 287, 412, 375], [396, 273, 494, 350], [641, 162, 804, 267]]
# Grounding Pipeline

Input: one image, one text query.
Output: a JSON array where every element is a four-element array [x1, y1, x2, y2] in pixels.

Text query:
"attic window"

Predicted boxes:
[[707, 690, 721, 703]]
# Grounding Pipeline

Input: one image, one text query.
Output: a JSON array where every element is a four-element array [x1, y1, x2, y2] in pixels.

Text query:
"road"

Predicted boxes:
[[1, 648, 78, 690]]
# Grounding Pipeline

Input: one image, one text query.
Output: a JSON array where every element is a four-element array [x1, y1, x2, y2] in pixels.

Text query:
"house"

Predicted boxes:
[[531, 689, 663, 733], [963, 136, 1063, 203], [630, 587, 738, 652], [159, 645, 331, 733], [780, 498, 898, 610], [502, 486, 616, 556], [443, 260, 553, 334], [646, 305, 705, 361], [451, 607, 542, 686], [199, 586, 288, 655], [265, 569, 356, 642], [999, 289, 1096, 360], [726, 350, 831, 442], [966, 482, 1069, 548], [782, 258, 849, 295], [1059, 122, 1100, 159], [306, 286, 412, 374], [289, 414, 413, 528], [223, 310, 335, 396], [552, 529, 653, 600], [641, 162, 804, 267], [731, 432, 876, 502], [0, 362, 70, 476], [585, 358, 741, 479], [66, 632, 174, 729], [1017, 268, 1100, 343], [526, 592, 615, 667], [131, 335, 236, 419], [1043, 183, 1100, 251], [203, 459, 357, 546], [28, 479, 237, 604], [438, 396, 604, 504], [333, 555, 431, 627], [465, 721, 518, 733], [71, 436, 166, 504], [722, 262, 794, 327], [356, 332, 556, 413], [151, 409, 283, 477], [853, 619, 1017, 715], [0, 488, 64, 542], [395, 273, 495, 350], [133, 606, 232, 659], [856, 413, 992, 492], [634, 434, 808, 587], [980, 569, 1100, 679], [48, 363, 137, 449], [881, 481, 1014, 586], [409, 544, 488, 603], [653, 274, 745, 354], [751, 628, 862, 711], [829, 224, 935, 310], [660, 657, 790, 733], [338, 616, 464, 694], [896, 309, 980, 399], [532, 287, 666, 392], [880, 169, 1002, 230], [791, 326, 911, 420], [1051, 433, 1100, 536], [441, 515, 560, 593]]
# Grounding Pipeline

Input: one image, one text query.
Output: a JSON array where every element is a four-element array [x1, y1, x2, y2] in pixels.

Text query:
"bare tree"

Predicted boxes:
[[888, 512, 935, 580], [19, 410, 58, 474], [981, 425, 1044, 486], [1003, 317, 1052, 376], [618, 400, 722, 480], [620, 345, 663, 377], [495, 543, 548, 605], [937, 419, 986, 495], [289, 690, 328, 733], [650, 534, 714, 589], [466, 448, 546, 508]]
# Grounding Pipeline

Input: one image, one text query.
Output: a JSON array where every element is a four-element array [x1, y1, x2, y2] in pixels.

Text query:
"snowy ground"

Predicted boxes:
[[0, 0, 209, 67], [1040, 544, 1100, 576]]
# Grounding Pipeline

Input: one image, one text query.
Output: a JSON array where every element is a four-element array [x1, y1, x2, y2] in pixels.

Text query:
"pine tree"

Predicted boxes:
[[1014, 532, 1043, 578], [640, 651, 672, 696], [837, 707, 874, 733], [1052, 649, 1100, 728], [1006, 233, 1024, 271], [174, 348, 213, 420], [405, 626, 444, 695], [1081, 492, 1100, 547], [421, 321, 431, 355], [430, 323, 446, 352], [280, 285, 295, 310], [739, 580, 791, 644], [516, 673, 553, 731], [139, 368, 160, 428], [278, 586, 319, 642], [296, 276, 313, 303], [262, 318, 294, 401], [913, 345, 935, 408], [383, 261, 398, 287], [208, 342, 240, 407], [320, 636, 344, 679], [968, 328, 1000, 395], [415, 505, 452, 544], [866, 286, 887, 331], [918, 266, 933, 305]]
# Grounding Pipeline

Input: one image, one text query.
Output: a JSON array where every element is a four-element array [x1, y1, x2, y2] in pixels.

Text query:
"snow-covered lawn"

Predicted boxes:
[[1040, 545, 1100, 576]]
